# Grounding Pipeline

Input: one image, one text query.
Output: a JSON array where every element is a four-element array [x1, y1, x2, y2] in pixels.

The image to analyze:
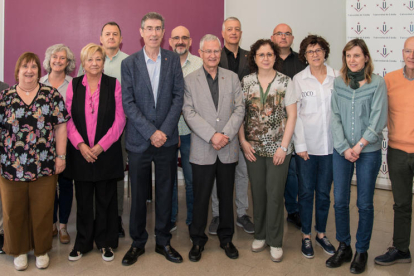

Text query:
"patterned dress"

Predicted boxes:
[[0, 83, 69, 181], [242, 72, 296, 157]]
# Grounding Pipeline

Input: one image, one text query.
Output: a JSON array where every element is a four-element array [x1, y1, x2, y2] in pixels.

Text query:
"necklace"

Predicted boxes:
[[18, 84, 38, 96]]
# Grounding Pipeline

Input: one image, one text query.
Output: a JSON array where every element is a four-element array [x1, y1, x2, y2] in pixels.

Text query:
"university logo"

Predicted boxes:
[[403, 1, 414, 11], [377, 22, 392, 34], [351, 22, 366, 35], [376, 0, 392, 11], [377, 45, 393, 58], [380, 162, 388, 175], [404, 22, 414, 34], [382, 138, 388, 151], [351, 0, 366, 12]]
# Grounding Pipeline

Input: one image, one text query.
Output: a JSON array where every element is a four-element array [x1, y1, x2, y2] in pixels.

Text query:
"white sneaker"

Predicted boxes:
[[251, 239, 267, 252], [14, 254, 28, 271], [270, 247, 283, 262], [101, 247, 114, 262], [36, 253, 49, 269]]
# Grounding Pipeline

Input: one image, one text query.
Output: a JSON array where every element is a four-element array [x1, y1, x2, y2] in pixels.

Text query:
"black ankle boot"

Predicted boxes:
[[350, 251, 368, 274], [326, 242, 353, 268]]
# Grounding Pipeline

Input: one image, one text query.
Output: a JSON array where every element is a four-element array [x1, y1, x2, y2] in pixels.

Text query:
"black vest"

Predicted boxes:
[[64, 74, 124, 182]]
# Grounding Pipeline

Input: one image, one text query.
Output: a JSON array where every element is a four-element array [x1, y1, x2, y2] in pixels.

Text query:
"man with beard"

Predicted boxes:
[[168, 26, 203, 232]]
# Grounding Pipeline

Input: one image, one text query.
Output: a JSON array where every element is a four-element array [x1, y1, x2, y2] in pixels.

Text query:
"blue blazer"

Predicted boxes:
[[121, 48, 184, 153]]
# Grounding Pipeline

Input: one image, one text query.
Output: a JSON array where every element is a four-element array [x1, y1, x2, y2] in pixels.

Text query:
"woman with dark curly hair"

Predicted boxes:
[[238, 39, 296, 262], [291, 35, 339, 259]]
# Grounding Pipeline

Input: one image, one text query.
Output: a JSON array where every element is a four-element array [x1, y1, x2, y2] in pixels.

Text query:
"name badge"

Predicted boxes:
[[301, 90, 315, 98]]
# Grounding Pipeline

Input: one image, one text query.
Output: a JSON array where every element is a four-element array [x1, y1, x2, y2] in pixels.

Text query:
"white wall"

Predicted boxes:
[[225, 0, 346, 70], [0, 0, 4, 81]]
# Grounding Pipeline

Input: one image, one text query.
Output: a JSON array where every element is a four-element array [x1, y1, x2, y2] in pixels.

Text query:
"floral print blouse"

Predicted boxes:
[[242, 72, 296, 157], [0, 83, 69, 181]]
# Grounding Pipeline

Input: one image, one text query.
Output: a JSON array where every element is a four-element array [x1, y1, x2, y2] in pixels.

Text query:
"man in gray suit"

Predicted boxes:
[[209, 16, 253, 235], [121, 12, 184, 266], [183, 34, 245, 262]]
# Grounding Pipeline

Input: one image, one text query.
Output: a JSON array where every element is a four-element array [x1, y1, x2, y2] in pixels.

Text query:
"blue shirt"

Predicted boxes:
[[143, 47, 161, 106]]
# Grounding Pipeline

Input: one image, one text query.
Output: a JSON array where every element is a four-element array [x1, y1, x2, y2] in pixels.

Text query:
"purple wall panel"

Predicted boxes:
[[4, 0, 224, 84]]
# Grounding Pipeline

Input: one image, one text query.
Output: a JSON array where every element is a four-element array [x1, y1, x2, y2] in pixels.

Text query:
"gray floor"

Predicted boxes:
[[0, 180, 412, 275]]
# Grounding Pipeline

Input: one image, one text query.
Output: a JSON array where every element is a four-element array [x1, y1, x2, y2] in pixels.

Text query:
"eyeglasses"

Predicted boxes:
[[256, 53, 275, 60], [200, 49, 220, 55], [142, 26, 163, 32], [403, 49, 414, 55], [305, 48, 325, 56], [273, 32, 292, 37], [171, 36, 190, 41]]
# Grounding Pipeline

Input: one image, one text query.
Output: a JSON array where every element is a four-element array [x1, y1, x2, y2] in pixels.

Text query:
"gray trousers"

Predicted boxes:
[[117, 132, 127, 216], [212, 148, 249, 218]]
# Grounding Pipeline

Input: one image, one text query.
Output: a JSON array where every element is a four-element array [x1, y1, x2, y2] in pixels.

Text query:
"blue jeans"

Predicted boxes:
[[171, 134, 193, 225], [333, 149, 381, 253], [296, 154, 333, 235], [53, 174, 73, 224], [284, 155, 299, 214]]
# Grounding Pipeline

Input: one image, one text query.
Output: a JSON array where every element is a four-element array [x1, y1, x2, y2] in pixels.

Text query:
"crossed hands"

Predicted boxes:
[[344, 144, 362, 163], [78, 142, 104, 163], [211, 133, 229, 151], [150, 130, 167, 148]]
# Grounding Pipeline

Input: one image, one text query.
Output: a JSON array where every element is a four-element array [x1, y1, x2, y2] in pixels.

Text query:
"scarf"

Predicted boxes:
[[347, 68, 365, 89]]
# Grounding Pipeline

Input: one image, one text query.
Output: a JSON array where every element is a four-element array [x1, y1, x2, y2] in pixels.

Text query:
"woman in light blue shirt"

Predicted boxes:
[[326, 39, 387, 274]]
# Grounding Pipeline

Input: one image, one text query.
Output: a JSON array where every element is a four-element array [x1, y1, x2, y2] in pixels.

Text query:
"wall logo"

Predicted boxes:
[[351, 0, 366, 12], [382, 138, 388, 151], [404, 22, 414, 34], [377, 22, 393, 34], [377, 0, 392, 11], [403, 1, 414, 11], [351, 22, 366, 35], [380, 162, 388, 175], [377, 45, 393, 58]]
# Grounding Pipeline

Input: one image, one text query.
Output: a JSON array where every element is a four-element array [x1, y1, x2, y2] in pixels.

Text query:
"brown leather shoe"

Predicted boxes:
[[52, 228, 58, 237], [59, 228, 70, 244]]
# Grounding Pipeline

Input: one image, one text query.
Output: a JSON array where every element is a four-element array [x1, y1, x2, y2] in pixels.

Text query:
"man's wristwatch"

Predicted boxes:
[[280, 146, 288, 152], [57, 155, 66, 160], [359, 142, 364, 149]]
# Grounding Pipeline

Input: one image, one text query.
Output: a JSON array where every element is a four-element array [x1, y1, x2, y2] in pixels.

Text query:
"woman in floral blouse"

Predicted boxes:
[[238, 39, 297, 262], [0, 52, 69, 271]]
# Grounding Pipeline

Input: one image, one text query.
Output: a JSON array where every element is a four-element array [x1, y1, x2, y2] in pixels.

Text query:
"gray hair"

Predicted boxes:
[[141, 12, 165, 29], [222, 16, 241, 31], [43, 44, 76, 74], [200, 34, 221, 50]]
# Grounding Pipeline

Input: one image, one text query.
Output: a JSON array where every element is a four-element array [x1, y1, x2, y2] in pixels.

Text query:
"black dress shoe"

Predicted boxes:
[[287, 212, 302, 229], [350, 252, 368, 274], [189, 244, 204, 262], [122, 246, 145, 266], [118, 216, 125, 237], [220, 242, 239, 259], [326, 242, 353, 268], [155, 244, 183, 263]]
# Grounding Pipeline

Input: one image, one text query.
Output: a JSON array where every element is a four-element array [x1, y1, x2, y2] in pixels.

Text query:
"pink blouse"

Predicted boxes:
[[66, 75, 125, 151]]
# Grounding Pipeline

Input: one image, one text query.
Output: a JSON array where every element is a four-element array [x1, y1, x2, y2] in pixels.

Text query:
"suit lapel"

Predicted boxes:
[[217, 68, 226, 114], [157, 49, 167, 103], [135, 50, 153, 93], [238, 49, 248, 79], [219, 48, 228, 69], [197, 68, 217, 113]]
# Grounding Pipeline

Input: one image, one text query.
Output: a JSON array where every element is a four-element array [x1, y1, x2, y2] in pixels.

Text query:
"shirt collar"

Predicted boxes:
[[224, 46, 240, 57], [203, 66, 219, 80], [82, 74, 102, 88], [143, 46, 161, 63], [302, 64, 335, 80], [403, 66, 414, 81], [106, 49, 121, 61], [40, 73, 72, 85], [182, 52, 192, 68]]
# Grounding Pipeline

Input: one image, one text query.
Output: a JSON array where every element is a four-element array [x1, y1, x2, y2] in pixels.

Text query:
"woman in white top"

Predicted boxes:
[[290, 35, 339, 259]]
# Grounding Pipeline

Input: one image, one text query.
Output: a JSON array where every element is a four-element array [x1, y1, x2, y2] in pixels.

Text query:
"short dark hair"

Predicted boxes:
[[15, 52, 41, 82], [298, 35, 330, 64], [141, 12, 165, 29], [248, 39, 282, 73], [101, 21, 122, 36]]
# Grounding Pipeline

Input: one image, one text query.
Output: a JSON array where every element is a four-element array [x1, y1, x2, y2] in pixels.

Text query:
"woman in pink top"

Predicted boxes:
[[64, 43, 125, 262]]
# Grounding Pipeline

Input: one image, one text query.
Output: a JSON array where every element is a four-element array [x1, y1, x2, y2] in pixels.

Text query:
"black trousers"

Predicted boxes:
[[190, 157, 236, 246], [73, 179, 118, 253], [128, 144, 177, 248]]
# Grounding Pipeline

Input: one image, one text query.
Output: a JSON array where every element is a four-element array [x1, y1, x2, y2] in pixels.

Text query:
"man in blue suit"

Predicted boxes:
[[121, 12, 184, 266]]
